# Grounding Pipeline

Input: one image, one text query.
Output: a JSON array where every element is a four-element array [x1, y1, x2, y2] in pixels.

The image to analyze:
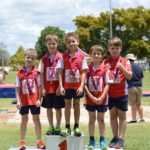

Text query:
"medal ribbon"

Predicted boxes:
[[47, 51, 58, 79], [90, 64, 103, 90], [68, 50, 79, 77], [109, 57, 122, 80], [24, 66, 35, 94]]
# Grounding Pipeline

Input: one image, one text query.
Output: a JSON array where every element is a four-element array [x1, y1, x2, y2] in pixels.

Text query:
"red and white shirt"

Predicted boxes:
[[104, 56, 131, 98], [85, 63, 111, 106], [38, 51, 62, 93], [16, 68, 41, 106], [60, 50, 88, 90]]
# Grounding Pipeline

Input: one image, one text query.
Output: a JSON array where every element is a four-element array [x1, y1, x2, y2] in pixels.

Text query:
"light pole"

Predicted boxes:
[[109, 0, 113, 38]]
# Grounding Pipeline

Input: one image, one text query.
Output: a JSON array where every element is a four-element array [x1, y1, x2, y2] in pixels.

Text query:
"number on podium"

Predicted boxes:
[[58, 140, 67, 150]]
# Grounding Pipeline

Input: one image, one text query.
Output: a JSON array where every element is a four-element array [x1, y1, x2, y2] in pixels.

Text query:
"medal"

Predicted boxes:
[[47, 52, 58, 80], [90, 64, 103, 90], [68, 50, 79, 82], [109, 57, 121, 82], [24, 66, 35, 97]]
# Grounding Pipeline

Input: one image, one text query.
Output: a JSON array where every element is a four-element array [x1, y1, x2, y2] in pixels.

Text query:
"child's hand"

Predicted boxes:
[[42, 88, 47, 96], [76, 86, 83, 96], [56, 87, 60, 96], [117, 62, 124, 71], [97, 97, 103, 105], [16, 101, 21, 109], [60, 86, 65, 96], [36, 100, 41, 107]]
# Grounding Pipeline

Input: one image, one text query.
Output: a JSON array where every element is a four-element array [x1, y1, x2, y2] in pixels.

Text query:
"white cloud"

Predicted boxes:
[[0, 0, 149, 55]]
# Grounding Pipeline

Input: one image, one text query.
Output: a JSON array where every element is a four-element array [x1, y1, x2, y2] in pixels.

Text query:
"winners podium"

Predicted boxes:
[[8, 133, 84, 150], [46, 133, 84, 150]]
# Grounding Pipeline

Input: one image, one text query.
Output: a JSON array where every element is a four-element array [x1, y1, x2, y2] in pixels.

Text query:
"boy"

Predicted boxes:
[[16, 49, 45, 150], [38, 34, 64, 135], [104, 37, 132, 149], [59, 32, 88, 137]]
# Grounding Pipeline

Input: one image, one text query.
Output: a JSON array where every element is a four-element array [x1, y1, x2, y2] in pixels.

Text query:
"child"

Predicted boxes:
[[104, 37, 132, 149], [38, 34, 64, 135], [85, 45, 110, 150], [59, 32, 88, 137], [16, 49, 45, 150]]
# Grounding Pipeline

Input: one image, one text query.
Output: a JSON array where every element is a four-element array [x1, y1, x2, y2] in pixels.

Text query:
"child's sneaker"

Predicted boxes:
[[88, 139, 95, 150], [108, 137, 118, 148], [54, 127, 61, 135], [73, 127, 81, 137], [60, 128, 71, 137], [37, 140, 45, 149], [46, 127, 55, 135], [19, 140, 26, 150], [114, 138, 124, 149], [100, 140, 107, 150]]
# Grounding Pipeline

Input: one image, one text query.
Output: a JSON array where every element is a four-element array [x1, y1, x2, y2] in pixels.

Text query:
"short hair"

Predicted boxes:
[[107, 37, 122, 48], [25, 48, 37, 58], [45, 34, 59, 43], [65, 32, 79, 42], [89, 45, 104, 55]]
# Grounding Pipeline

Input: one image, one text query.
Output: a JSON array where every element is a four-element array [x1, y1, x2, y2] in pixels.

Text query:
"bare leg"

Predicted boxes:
[[73, 99, 80, 124], [109, 107, 118, 138], [118, 109, 126, 140], [55, 108, 62, 127], [88, 111, 96, 137], [97, 112, 105, 137], [20, 114, 28, 140], [47, 108, 53, 127], [32, 114, 41, 140], [65, 99, 72, 125]]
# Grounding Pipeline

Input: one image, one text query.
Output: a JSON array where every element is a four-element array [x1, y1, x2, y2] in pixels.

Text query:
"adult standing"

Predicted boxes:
[[126, 53, 145, 123]]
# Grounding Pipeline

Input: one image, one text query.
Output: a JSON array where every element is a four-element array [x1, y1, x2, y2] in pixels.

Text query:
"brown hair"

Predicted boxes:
[[65, 32, 79, 42], [89, 45, 104, 55], [45, 34, 58, 43], [25, 48, 37, 58], [107, 37, 122, 48]]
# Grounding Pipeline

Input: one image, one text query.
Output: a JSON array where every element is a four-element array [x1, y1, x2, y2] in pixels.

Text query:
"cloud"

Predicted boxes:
[[0, 0, 149, 55]]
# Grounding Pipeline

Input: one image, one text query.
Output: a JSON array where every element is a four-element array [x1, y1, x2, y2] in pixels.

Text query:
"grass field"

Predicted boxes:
[[0, 70, 150, 150]]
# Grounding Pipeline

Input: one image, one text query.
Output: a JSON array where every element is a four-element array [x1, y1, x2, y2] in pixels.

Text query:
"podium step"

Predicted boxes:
[[46, 133, 84, 150]]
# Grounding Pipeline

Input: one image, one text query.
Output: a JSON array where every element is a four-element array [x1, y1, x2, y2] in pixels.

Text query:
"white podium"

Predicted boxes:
[[46, 134, 84, 150]]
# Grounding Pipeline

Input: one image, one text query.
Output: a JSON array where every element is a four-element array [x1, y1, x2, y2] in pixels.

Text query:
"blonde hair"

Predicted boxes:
[[89, 45, 104, 55], [107, 37, 122, 48], [45, 34, 58, 43], [65, 32, 79, 42], [25, 48, 37, 58]]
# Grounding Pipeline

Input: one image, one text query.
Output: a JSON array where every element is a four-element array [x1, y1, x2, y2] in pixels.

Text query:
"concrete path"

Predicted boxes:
[[7, 106, 150, 124]]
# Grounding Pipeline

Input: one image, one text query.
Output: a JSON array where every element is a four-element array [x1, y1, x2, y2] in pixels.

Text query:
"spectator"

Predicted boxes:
[[0, 68, 9, 84], [126, 53, 145, 123]]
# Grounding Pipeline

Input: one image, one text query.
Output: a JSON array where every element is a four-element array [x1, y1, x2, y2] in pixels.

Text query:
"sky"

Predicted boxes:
[[0, 0, 150, 56]]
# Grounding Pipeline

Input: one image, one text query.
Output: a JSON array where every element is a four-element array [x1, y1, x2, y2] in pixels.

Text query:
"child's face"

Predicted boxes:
[[65, 36, 79, 52], [108, 45, 122, 58], [25, 54, 35, 67], [46, 39, 58, 53], [90, 49, 103, 63]]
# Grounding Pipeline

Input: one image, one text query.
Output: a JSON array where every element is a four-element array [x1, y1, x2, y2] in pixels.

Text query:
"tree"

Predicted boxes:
[[7, 46, 25, 70], [35, 26, 66, 59], [74, 6, 150, 59]]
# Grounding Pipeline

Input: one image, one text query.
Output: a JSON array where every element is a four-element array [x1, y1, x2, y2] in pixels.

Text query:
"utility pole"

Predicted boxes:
[[109, 0, 113, 39]]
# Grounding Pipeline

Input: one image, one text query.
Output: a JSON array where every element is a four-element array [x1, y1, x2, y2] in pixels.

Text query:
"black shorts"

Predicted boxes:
[[41, 93, 65, 109], [64, 89, 84, 100], [108, 95, 128, 111], [19, 105, 40, 115], [85, 105, 108, 112]]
